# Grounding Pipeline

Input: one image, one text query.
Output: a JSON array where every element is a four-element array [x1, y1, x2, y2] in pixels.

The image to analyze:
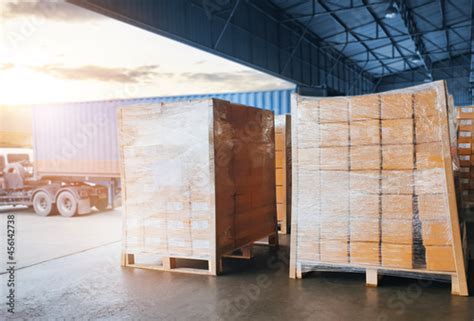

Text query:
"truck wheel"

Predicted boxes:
[[57, 191, 78, 217], [33, 191, 53, 217]]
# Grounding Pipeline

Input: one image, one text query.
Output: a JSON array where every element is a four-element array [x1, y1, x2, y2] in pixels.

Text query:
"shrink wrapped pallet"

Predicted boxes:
[[289, 81, 468, 295], [119, 98, 277, 275], [274, 114, 292, 234]]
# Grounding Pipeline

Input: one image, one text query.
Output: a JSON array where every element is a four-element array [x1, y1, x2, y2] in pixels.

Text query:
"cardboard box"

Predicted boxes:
[[382, 144, 414, 170], [320, 219, 349, 240], [415, 115, 441, 144], [298, 170, 320, 198], [351, 145, 380, 170], [422, 220, 452, 246], [425, 246, 455, 272], [297, 234, 320, 262], [382, 195, 413, 220], [382, 119, 414, 145], [415, 169, 445, 194], [382, 243, 413, 269], [298, 147, 320, 171], [381, 170, 413, 194], [350, 193, 380, 218], [320, 147, 349, 170], [350, 95, 380, 120], [320, 240, 349, 263], [381, 93, 413, 119], [320, 171, 349, 194], [416, 142, 444, 169], [350, 119, 380, 145], [319, 98, 348, 123], [417, 194, 448, 220], [382, 219, 413, 244], [298, 122, 320, 149], [320, 123, 349, 147], [414, 89, 438, 119], [350, 241, 380, 265], [321, 196, 349, 218], [350, 219, 380, 242], [350, 171, 380, 194]]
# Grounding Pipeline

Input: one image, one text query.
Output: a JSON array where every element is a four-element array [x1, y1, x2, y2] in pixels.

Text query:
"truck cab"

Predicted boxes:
[[0, 148, 33, 174]]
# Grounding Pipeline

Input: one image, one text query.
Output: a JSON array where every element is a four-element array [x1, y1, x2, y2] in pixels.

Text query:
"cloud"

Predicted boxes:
[[177, 70, 293, 91], [3, 0, 103, 21], [31, 64, 161, 83]]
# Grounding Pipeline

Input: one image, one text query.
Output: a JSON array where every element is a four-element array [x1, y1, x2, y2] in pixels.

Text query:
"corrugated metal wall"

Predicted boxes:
[[32, 88, 294, 177], [118, 88, 295, 115]]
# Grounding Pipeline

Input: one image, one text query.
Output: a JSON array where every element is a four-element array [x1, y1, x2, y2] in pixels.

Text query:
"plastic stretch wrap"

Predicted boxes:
[[118, 98, 276, 273], [290, 81, 466, 281]]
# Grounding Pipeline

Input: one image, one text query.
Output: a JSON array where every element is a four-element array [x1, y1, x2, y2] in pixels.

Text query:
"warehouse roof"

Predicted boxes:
[[264, 0, 471, 77]]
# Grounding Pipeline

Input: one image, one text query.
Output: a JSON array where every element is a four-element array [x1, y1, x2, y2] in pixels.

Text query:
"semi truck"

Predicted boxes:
[[0, 148, 110, 217]]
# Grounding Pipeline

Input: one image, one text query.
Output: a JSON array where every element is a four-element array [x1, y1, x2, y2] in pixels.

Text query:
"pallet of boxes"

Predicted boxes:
[[289, 81, 468, 296], [118, 98, 278, 275], [457, 106, 474, 209]]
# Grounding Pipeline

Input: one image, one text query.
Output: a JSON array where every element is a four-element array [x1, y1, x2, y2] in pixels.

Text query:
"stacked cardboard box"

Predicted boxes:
[[349, 95, 380, 266], [380, 93, 415, 269], [457, 106, 474, 207], [275, 114, 292, 234], [118, 98, 277, 275], [290, 81, 467, 295]]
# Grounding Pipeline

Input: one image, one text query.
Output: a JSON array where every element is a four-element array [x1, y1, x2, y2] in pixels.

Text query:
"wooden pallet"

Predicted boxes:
[[122, 232, 279, 275], [295, 262, 465, 294]]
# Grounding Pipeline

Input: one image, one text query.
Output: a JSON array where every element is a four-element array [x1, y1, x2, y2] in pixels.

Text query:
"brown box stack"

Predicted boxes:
[[380, 93, 415, 269], [349, 95, 381, 266], [457, 106, 474, 208], [275, 114, 292, 234], [319, 98, 350, 263]]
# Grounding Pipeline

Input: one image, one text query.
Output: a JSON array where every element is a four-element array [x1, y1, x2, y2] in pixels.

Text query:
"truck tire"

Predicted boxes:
[[33, 191, 54, 217], [57, 191, 78, 217]]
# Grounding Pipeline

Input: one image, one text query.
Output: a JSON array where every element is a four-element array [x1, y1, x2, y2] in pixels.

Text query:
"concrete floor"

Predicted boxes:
[[1, 208, 474, 320]]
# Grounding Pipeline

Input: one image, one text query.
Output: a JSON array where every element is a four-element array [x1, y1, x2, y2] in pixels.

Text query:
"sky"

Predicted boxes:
[[0, 0, 294, 105]]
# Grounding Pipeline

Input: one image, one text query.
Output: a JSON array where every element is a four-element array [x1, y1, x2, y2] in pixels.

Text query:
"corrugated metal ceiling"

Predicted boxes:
[[265, 0, 472, 77]]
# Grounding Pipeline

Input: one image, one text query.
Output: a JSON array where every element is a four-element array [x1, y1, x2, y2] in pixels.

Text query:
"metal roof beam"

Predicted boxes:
[[438, 0, 451, 60], [316, 0, 397, 75], [280, 1, 388, 22], [396, 0, 432, 78], [362, 0, 417, 71], [318, 22, 470, 48]]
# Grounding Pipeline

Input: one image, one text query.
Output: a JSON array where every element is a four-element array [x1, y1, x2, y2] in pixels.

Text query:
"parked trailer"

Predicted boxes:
[[1, 89, 294, 217]]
